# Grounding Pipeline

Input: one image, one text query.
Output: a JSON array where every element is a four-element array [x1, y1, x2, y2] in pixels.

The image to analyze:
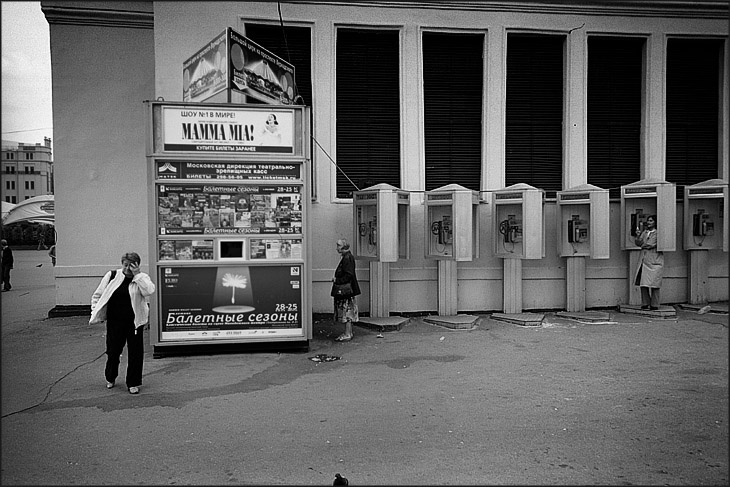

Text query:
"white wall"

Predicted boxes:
[[48, 9, 155, 305]]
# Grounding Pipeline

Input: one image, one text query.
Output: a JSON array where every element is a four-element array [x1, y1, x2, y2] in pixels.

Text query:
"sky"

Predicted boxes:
[[1, 1, 53, 146]]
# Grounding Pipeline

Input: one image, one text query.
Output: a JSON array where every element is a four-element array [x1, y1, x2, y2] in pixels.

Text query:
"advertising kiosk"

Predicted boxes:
[[145, 101, 311, 356], [352, 183, 410, 324], [491, 184, 544, 315], [424, 184, 479, 320], [620, 179, 676, 308], [556, 184, 610, 312], [683, 179, 728, 304]]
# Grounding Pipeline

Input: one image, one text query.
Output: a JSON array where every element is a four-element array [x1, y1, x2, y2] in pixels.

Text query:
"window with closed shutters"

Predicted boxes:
[[336, 28, 400, 199], [423, 32, 483, 192], [666, 38, 721, 198], [505, 34, 564, 196], [587, 36, 644, 199]]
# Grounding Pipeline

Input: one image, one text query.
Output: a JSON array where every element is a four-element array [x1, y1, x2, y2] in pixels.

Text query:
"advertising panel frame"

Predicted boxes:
[[145, 101, 311, 355]]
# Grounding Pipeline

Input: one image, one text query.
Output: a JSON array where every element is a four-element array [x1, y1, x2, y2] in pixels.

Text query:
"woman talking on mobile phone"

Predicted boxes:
[[89, 252, 156, 394]]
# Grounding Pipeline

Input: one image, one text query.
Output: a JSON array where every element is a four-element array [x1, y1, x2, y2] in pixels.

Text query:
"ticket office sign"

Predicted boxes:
[[156, 160, 300, 181], [157, 183, 302, 236], [160, 265, 303, 341]]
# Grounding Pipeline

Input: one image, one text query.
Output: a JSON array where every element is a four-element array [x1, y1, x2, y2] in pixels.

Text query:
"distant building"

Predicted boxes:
[[1, 137, 54, 203]]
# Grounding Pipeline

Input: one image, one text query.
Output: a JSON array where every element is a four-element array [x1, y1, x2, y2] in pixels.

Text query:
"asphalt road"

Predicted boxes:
[[1, 250, 727, 485]]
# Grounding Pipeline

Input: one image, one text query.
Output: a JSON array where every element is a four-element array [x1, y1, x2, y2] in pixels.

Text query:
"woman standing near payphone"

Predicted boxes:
[[331, 239, 361, 341], [633, 215, 664, 310]]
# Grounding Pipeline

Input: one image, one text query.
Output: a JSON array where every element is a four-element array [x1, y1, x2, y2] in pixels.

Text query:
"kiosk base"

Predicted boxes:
[[153, 340, 309, 358]]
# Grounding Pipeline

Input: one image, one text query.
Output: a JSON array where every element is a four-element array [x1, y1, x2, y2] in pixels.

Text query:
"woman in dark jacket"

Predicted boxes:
[[331, 239, 361, 341]]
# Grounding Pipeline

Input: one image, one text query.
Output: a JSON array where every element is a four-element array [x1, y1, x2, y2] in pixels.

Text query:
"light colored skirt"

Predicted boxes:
[[334, 297, 359, 323]]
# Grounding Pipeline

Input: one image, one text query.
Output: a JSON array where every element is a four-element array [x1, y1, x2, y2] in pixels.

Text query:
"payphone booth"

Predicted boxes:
[[556, 184, 610, 312], [683, 179, 728, 252], [683, 179, 728, 304], [145, 101, 311, 356], [620, 179, 676, 252], [424, 184, 479, 318], [353, 183, 410, 262], [492, 183, 544, 260], [425, 184, 479, 261], [492, 184, 544, 314], [620, 179, 676, 308], [352, 184, 410, 321], [556, 184, 610, 259]]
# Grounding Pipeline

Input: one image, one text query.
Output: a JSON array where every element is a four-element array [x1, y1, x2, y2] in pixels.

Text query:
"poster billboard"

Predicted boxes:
[[157, 183, 302, 236], [182, 27, 296, 106], [228, 28, 296, 105], [161, 105, 295, 154], [160, 265, 303, 340], [183, 30, 228, 103]]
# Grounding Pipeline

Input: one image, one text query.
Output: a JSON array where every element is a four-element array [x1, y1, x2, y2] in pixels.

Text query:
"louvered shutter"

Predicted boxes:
[[423, 32, 483, 191], [336, 29, 400, 199], [666, 38, 720, 199], [587, 36, 643, 199], [505, 34, 564, 197]]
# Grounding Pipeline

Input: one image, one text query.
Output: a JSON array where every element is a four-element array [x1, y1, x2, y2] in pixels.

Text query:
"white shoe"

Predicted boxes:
[[106, 381, 115, 389], [128, 386, 140, 394]]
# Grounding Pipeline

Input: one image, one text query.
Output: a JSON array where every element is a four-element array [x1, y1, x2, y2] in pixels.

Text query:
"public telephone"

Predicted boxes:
[[567, 215, 588, 244], [431, 215, 453, 245], [499, 215, 522, 244], [692, 210, 714, 237], [630, 209, 647, 237]]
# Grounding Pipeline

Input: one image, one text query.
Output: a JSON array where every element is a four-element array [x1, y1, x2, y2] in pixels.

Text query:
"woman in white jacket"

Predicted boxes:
[[90, 252, 156, 394]]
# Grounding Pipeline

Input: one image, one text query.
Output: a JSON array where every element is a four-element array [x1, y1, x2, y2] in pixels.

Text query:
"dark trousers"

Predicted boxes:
[[1, 266, 11, 290], [105, 319, 144, 388], [640, 286, 661, 308]]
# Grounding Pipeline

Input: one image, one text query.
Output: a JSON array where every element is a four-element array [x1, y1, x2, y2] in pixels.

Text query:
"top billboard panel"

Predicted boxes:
[[183, 27, 296, 106]]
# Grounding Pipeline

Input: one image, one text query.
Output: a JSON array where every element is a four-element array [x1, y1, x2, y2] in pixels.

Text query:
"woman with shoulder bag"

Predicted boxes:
[[330, 239, 361, 342], [89, 252, 156, 394]]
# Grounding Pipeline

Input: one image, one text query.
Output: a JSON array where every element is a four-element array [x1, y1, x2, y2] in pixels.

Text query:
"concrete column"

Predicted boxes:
[[688, 250, 709, 304], [645, 34, 666, 180], [566, 256, 586, 312], [438, 260, 458, 316], [564, 26, 587, 189], [503, 258, 522, 314], [628, 250, 641, 305], [369, 261, 390, 318]]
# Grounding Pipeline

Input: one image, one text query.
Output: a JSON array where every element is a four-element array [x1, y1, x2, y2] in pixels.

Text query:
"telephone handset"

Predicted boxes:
[[358, 218, 378, 245], [499, 215, 522, 244], [368, 220, 377, 245], [692, 210, 714, 237], [630, 209, 647, 237], [567, 216, 588, 243], [431, 215, 453, 245]]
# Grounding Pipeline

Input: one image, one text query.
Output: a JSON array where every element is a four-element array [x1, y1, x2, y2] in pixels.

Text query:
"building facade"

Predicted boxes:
[[1, 137, 54, 203], [41, 1, 728, 313]]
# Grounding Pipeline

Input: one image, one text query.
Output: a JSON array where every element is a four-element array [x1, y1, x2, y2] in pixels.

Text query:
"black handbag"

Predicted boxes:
[[333, 282, 353, 297]]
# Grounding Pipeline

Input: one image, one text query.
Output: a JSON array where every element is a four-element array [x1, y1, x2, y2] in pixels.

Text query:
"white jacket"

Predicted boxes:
[[89, 269, 156, 328]]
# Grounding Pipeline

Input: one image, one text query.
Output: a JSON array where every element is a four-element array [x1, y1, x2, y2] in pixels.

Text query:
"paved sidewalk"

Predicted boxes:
[[1, 250, 728, 485]]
